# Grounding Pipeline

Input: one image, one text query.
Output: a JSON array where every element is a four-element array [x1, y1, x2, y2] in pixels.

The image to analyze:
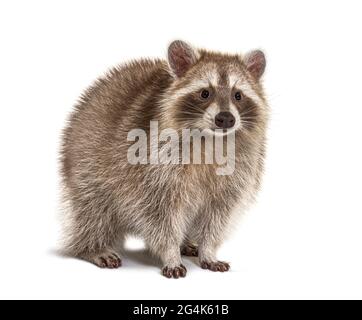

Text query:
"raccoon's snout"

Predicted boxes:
[[215, 112, 235, 129]]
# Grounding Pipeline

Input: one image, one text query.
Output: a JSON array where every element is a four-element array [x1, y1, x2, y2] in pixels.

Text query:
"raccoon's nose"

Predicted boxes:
[[215, 112, 235, 129]]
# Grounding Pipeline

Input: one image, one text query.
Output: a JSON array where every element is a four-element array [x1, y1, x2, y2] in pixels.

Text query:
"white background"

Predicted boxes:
[[0, 0, 361, 300]]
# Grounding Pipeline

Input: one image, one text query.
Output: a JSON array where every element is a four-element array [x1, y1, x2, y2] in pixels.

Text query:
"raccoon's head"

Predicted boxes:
[[162, 40, 267, 135]]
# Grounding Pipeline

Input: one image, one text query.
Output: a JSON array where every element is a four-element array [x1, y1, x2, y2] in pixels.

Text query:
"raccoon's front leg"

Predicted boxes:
[[151, 239, 187, 279], [146, 214, 187, 279], [195, 206, 231, 273]]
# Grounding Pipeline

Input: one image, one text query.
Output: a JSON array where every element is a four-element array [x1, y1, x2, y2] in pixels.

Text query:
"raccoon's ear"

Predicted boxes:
[[168, 40, 198, 78], [243, 50, 266, 80]]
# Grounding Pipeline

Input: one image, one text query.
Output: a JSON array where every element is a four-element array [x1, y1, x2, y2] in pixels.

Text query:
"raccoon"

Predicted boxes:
[[60, 40, 268, 278]]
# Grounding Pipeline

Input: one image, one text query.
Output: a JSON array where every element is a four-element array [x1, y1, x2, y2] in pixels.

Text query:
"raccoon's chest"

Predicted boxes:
[[191, 156, 260, 206], [185, 164, 244, 203]]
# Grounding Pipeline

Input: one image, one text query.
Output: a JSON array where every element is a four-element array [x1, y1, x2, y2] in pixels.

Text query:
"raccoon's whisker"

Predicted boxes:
[[240, 116, 257, 120], [176, 116, 203, 122], [240, 118, 255, 122], [182, 109, 204, 115], [240, 120, 255, 127], [240, 115, 257, 120], [178, 111, 204, 116], [180, 104, 205, 112], [239, 109, 258, 117], [183, 103, 205, 112], [177, 113, 204, 120]]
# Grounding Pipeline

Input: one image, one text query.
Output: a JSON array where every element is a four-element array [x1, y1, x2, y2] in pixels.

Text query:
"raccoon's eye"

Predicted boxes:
[[200, 89, 210, 99], [235, 92, 242, 100]]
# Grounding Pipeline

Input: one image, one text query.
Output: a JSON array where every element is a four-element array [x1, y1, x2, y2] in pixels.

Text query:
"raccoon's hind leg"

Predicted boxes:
[[181, 241, 198, 257], [180, 226, 199, 257], [67, 233, 124, 269], [62, 198, 124, 269], [66, 232, 124, 269], [86, 248, 122, 269]]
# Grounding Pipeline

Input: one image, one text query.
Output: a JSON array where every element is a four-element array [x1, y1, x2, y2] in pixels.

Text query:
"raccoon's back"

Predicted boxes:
[[60, 59, 172, 185]]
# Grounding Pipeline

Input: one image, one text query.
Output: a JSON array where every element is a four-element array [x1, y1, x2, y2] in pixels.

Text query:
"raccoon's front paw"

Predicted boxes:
[[181, 243, 198, 257], [91, 250, 122, 269], [162, 264, 187, 279], [200, 261, 230, 272]]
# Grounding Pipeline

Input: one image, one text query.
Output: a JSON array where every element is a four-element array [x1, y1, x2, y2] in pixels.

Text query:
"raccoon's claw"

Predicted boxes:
[[92, 251, 122, 269], [162, 264, 187, 279], [200, 261, 230, 272], [181, 244, 199, 257]]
